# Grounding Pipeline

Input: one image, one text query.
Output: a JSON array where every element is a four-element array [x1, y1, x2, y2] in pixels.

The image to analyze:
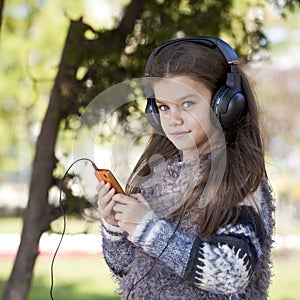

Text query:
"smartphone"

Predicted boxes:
[[94, 169, 124, 194]]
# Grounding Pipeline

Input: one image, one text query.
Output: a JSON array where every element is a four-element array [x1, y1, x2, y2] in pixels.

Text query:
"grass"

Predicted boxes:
[[1, 251, 300, 299], [269, 251, 300, 300], [1, 255, 119, 299], [0, 216, 23, 233], [0, 216, 100, 234], [1, 217, 300, 299], [0, 216, 119, 299]]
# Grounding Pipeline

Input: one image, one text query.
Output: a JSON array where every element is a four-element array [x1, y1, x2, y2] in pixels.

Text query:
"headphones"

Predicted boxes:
[[144, 36, 247, 131]]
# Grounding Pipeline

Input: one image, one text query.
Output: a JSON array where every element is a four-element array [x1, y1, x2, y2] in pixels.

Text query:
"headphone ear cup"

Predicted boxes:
[[211, 86, 247, 130], [145, 97, 163, 132], [210, 86, 226, 129]]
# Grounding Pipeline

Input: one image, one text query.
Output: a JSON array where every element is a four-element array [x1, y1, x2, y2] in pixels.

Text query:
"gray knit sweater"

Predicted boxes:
[[100, 155, 275, 299]]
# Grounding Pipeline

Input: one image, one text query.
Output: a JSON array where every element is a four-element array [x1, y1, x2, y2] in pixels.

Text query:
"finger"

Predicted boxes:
[[97, 186, 115, 204], [106, 216, 119, 227], [98, 182, 112, 197], [115, 212, 122, 221], [102, 211, 118, 226], [98, 198, 114, 214], [112, 202, 135, 214], [112, 194, 137, 205], [130, 193, 148, 204], [105, 198, 116, 212], [99, 199, 116, 218], [97, 192, 115, 213], [113, 202, 126, 213], [97, 187, 115, 210], [96, 181, 105, 192], [98, 183, 114, 201]]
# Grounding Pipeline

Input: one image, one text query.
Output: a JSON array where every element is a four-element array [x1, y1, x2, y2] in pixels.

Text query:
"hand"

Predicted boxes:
[[96, 181, 118, 226], [112, 193, 151, 234]]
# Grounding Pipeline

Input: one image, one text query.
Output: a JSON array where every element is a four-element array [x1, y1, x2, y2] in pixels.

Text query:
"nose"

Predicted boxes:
[[168, 107, 184, 126]]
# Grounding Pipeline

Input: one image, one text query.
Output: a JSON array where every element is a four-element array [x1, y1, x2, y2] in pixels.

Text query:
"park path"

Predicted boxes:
[[1, 233, 300, 258], [0, 233, 102, 258]]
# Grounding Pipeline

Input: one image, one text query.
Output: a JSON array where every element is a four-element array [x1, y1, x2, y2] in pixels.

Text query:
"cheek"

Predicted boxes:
[[195, 103, 212, 126], [188, 108, 210, 128], [159, 113, 171, 127], [157, 114, 169, 136]]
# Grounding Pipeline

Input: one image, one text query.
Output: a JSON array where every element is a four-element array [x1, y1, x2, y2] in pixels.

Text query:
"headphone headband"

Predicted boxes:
[[144, 36, 239, 77], [144, 36, 247, 131]]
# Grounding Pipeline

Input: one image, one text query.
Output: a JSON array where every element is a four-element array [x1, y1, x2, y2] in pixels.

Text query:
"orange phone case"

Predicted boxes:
[[94, 169, 124, 194]]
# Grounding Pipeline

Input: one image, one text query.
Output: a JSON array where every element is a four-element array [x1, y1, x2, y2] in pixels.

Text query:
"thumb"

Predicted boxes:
[[130, 193, 148, 204]]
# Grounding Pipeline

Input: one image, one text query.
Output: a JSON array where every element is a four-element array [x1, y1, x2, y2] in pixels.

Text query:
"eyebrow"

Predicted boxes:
[[155, 93, 198, 104]]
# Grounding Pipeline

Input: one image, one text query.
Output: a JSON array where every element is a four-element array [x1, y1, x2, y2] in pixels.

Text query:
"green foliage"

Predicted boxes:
[[272, 0, 300, 17], [1, 2, 299, 298], [0, 0, 299, 202], [0, 0, 81, 179]]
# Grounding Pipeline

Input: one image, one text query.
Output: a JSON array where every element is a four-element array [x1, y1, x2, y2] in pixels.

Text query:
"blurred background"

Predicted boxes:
[[0, 0, 300, 299]]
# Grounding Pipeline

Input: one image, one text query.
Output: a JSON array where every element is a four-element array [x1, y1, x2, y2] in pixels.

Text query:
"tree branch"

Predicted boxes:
[[0, 0, 5, 35], [115, 0, 145, 37]]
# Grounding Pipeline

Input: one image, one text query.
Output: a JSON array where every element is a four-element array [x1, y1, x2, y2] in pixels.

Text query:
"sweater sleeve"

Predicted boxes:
[[127, 211, 261, 295], [101, 219, 136, 278]]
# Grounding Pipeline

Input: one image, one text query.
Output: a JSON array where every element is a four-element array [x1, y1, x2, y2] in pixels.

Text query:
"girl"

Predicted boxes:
[[97, 37, 275, 299]]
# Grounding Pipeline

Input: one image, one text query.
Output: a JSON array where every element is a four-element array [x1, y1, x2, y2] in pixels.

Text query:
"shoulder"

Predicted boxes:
[[239, 178, 275, 237], [214, 179, 275, 257]]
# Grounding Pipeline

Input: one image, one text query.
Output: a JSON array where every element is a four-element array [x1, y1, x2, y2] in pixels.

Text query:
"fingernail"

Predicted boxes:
[[96, 182, 102, 191], [98, 181, 104, 187]]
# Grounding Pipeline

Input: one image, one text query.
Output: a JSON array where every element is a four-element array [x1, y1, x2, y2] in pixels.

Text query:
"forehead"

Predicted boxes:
[[152, 76, 210, 102]]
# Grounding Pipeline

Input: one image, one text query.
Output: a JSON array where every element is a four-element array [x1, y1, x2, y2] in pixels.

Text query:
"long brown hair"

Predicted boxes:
[[126, 42, 265, 237]]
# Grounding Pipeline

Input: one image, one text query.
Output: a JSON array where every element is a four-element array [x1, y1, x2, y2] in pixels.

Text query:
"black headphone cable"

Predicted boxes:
[[49, 157, 184, 300], [49, 157, 98, 300], [125, 212, 183, 300]]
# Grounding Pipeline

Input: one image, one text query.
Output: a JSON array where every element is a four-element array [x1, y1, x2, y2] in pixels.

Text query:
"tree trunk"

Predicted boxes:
[[0, 0, 4, 34], [2, 1, 144, 298], [2, 20, 81, 300]]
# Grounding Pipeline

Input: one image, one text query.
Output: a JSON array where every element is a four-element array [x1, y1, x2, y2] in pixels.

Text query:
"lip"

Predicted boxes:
[[170, 131, 191, 138]]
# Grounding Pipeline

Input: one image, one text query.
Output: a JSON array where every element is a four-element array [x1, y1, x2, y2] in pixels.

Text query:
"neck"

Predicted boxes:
[[182, 139, 211, 162], [182, 150, 199, 162]]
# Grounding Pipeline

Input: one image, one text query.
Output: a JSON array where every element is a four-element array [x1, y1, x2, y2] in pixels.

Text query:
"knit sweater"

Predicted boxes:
[[100, 155, 275, 300]]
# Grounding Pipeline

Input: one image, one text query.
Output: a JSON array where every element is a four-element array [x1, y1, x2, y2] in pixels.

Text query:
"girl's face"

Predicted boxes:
[[153, 75, 214, 160]]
